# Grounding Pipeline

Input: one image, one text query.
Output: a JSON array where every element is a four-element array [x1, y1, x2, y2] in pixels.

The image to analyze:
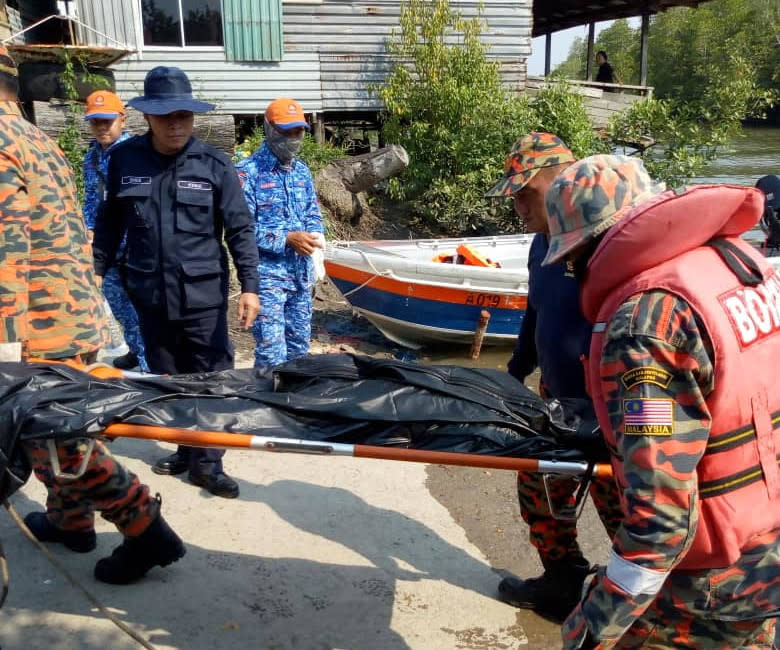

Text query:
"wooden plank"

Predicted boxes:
[[32, 101, 237, 155]]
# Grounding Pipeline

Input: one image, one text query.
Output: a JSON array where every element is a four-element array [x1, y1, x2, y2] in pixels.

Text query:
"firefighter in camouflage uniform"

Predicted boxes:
[[0, 46, 184, 585], [543, 154, 779, 649], [486, 133, 623, 621]]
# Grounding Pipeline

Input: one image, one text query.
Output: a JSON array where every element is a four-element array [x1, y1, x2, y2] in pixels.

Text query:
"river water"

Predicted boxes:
[[692, 125, 780, 185]]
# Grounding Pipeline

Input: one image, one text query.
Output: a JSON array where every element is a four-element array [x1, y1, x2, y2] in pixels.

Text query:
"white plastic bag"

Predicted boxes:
[[311, 232, 326, 282]]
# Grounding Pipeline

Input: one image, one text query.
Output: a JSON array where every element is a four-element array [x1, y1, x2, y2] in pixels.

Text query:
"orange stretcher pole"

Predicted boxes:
[[104, 423, 613, 478]]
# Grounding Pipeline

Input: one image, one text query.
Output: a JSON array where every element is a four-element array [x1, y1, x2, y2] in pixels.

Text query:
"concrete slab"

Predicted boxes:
[[0, 437, 528, 650]]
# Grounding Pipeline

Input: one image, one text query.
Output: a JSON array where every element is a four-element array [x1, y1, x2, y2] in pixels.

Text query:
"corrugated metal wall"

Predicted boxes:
[[223, 0, 284, 62], [75, 0, 531, 116], [290, 0, 531, 111], [111, 49, 324, 114], [76, 0, 139, 48]]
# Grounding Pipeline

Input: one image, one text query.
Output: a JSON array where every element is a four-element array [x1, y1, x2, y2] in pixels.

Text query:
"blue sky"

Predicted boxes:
[[527, 18, 640, 76]]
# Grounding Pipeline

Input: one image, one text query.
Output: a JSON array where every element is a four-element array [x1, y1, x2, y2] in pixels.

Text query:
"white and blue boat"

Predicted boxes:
[[324, 235, 532, 349]]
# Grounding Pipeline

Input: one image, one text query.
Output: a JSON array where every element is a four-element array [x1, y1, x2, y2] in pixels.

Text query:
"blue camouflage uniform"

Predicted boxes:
[[83, 133, 149, 372], [236, 142, 323, 367]]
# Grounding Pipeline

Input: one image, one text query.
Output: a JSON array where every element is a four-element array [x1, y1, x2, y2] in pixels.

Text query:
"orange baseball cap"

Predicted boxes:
[[84, 90, 124, 121], [265, 97, 309, 130]]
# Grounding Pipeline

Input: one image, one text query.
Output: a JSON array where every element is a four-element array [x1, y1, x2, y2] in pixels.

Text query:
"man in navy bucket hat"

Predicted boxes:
[[127, 66, 215, 115], [93, 66, 260, 499]]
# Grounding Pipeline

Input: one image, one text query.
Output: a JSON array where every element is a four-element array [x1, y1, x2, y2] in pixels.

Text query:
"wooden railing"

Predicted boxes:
[[524, 76, 654, 128], [559, 79, 654, 98]]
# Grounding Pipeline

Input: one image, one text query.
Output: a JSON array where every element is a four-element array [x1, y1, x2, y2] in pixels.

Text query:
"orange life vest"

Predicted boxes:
[[582, 185, 780, 570], [455, 244, 500, 268], [431, 252, 457, 263]]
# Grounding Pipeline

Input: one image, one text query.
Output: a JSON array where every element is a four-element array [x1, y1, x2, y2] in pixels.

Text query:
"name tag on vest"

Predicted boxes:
[[121, 176, 152, 185], [720, 273, 780, 347], [178, 180, 212, 191]]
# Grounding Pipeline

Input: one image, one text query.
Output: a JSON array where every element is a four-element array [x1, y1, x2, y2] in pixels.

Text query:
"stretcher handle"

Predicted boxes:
[[104, 423, 613, 478]]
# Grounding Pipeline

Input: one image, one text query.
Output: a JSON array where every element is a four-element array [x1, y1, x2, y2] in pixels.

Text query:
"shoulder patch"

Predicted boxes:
[[621, 367, 673, 391], [622, 398, 674, 436]]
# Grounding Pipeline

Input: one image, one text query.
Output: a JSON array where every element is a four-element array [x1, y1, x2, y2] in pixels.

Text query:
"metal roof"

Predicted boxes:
[[533, 1, 709, 37]]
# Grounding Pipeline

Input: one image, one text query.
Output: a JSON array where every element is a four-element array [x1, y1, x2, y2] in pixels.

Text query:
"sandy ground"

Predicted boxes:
[[0, 281, 612, 650]]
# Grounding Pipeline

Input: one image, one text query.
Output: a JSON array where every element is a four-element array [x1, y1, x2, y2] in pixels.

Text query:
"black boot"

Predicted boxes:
[[188, 471, 240, 499], [23, 512, 96, 553], [498, 556, 591, 622], [112, 352, 139, 370], [94, 515, 185, 585], [152, 452, 189, 476]]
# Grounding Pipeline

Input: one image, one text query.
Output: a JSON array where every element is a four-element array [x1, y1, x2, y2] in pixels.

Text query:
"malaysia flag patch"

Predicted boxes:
[[623, 399, 674, 436]]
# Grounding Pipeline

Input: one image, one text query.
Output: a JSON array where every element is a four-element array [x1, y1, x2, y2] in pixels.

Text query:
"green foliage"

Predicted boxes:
[[607, 59, 755, 187], [553, 0, 777, 112], [647, 0, 778, 108], [234, 127, 344, 175], [376, 0, 534, 224], [376, 0, 603, 235], [553, 36, 587, 80], [56, 55, 88, 203], [412, 166, 509, 235], [530, 81, 607, 159]]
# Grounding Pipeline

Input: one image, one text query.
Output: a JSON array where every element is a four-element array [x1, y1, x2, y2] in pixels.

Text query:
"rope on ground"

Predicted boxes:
[[3, 500, 158, 650]]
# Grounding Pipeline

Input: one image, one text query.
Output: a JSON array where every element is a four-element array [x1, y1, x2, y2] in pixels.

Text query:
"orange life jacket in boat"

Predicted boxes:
[[431, 252, 457, 263], [456, 244, 500, 268]]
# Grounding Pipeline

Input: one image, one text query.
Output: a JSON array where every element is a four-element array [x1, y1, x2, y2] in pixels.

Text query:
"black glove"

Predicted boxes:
[[545, 397, 609, 460]]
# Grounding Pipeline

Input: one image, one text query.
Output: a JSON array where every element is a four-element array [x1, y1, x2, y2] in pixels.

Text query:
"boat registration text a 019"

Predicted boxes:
[[464, 292, 504, 308]]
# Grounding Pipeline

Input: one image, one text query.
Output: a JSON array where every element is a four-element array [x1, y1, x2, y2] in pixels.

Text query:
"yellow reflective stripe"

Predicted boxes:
[[706, 414, 780, 452], [700, 469, 763, 495], [708, 428, 759, 450]]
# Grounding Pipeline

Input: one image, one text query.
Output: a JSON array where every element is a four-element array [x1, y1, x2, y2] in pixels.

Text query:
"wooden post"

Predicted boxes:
[[639, 13, 650, 88], [470, 310, 491, 360], [544, 32, 552, 76], [586, 22, 595, 81], [313, 111, 325, 144]]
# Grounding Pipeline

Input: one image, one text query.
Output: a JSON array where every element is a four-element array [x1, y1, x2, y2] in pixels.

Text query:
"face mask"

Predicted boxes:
[[264, 118, 304, 166]]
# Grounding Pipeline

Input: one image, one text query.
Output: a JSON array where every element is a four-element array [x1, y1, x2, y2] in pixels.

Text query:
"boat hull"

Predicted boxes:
[[325, 258, 527, 349]]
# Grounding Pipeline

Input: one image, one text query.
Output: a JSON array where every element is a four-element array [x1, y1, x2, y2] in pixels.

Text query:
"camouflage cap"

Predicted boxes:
[[485, 132, 575, 198], [542, 154, 665, 266]]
